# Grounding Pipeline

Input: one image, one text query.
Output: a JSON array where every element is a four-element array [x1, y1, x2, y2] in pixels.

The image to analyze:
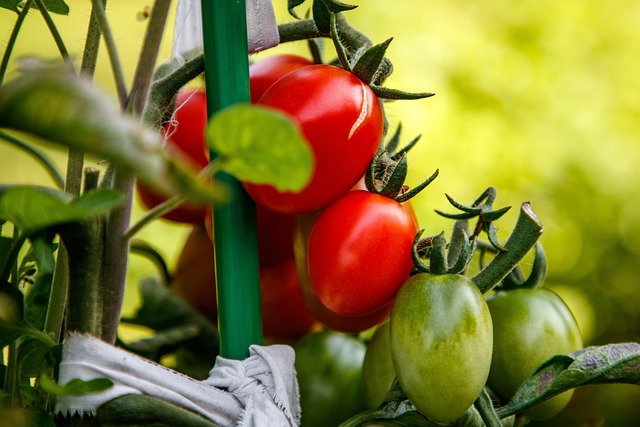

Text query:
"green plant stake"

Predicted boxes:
[[200, 0, 263, 359]]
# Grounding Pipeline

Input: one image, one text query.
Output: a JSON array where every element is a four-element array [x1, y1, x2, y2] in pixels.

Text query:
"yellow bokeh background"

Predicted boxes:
[[2, 1, 640, 425]]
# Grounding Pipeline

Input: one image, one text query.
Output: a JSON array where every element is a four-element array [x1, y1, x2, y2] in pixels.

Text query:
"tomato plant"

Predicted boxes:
[[308, 190, 417, 317], [244, 65, 384, 214], [487, 287, 583, 420], [136, 88, 209, 224], [390, 273, 493, 424], [260, 257, 316, 341], [294, 330, 367, 427], [249, 54, 314, 103]]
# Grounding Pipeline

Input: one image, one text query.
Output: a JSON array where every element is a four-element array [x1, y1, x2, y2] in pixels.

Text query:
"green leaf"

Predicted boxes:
[[287, 0, 307, 18], [0, 0, 20, 13], [40, 373, 113, 397], [29, 0, 69, 15], [18, 337, 54, 378], [0, 186, 123, 235], [312, 0, 331, 34], [0, 66, 219, 203], [352, 38, 393, 85], [496, 343, 640, 418], [321, 0, 357, 13], [21, 232, 56, 329], [371, 84, 436, 100], [206, 104, 313, 192]]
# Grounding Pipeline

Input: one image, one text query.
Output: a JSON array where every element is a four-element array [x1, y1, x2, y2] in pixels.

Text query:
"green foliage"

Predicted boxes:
[[0, 186, 123, 236], [39, 374, 113, 397], [206, 104, 313, 192]]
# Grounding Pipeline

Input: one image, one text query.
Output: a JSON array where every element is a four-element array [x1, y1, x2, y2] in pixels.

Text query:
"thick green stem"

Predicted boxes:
[[0, 0, 32, 86], [472, 203, 543, 294], [89, 0, 128, 107], [100, 171, 134, 344], [128, 0, 173, 116], [33, 0, 75, 73], [57, 219, 104, 337]]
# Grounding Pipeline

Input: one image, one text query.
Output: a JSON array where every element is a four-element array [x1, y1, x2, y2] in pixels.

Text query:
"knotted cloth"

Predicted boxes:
[[55, 333, 300, 427]]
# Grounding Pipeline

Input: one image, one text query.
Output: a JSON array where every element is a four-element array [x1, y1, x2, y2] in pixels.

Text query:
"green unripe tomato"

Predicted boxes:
[[487, 288, 583, 420], [362, 320, 395, 409], [390, 273, 493, 424], [294, 330, 366, 427]]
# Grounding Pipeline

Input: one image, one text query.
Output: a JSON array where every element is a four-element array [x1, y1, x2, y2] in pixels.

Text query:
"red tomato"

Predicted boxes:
[[244, 65, 383, 214], [171, 224, 217, 321], [260, 258, 317, 341], [137, 89, 209, 224], [249, 54, 314, 103], [293, 213, 392, 333], [308, 190, 417, 316], [204, 205, 294, 268]]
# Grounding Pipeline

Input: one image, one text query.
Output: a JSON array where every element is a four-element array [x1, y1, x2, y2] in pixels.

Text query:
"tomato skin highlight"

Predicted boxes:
[[308, 190, 417, 317], [249, 54, 314, 103], [244, 65, 383, 214], [390, 273, 493, 424], [260, 258, 316, 341], [136, 88, 209, 224], [487, 288, 583, 420], [293, 211, 392, 333]]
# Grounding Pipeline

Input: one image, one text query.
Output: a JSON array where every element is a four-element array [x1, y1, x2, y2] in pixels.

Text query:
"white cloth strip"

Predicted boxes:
[[54, 333, 300, 427]]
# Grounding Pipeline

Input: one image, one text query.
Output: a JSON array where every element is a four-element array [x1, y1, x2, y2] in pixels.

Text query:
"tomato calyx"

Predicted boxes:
[[436, 186, 512, 252], [411, 227, 477, 276], [364, 126, 439, 202]]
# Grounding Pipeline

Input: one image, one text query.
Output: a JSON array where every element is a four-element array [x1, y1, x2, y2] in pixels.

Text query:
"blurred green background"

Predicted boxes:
[[1, 1, 639, 425]]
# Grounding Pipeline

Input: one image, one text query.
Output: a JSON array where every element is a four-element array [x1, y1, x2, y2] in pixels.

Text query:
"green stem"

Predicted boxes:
[[142, 54, 205, 129], [80, 0, 107, 78], [472, 202, 543, 294], [130, 239, 171, 284], [0, 0, 32, 86], [89, 0, 128, 107], [128, 0, 173, 116], [0, 131, 65, 189], [474, 388, 503, 427], [123, 194, 189, 239], [100, 170, 134, 343], [57, 219, 104, 336], [33, 0, 75, 73]]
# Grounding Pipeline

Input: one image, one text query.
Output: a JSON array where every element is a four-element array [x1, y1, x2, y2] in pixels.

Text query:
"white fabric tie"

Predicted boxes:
[[54, 333, 300, 427], [172, 0, 280, 63]]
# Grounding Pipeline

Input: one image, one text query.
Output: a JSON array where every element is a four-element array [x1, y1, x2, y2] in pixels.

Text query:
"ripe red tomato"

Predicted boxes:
[[136, 88, 209, 224], [244, 65, 384, 214], [293, 212, 391, 333], [307, 190, 417, 317], [260, 258, 317, 341], [249, 54, 314, 103]]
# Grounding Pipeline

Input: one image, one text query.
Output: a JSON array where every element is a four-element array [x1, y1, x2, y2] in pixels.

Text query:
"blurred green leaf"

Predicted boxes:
[[21, 232, 56, 329], [0, 236, 11, 272], [30, 0, 69, 15], [18, 337, 55, 378], [0, 186, 123, 235], [0, 67, 220, 203], [0, 0, 20, 13], [40, 373, 113, 397], [206, 104, 313, 192], [496, 343, 640, 418]]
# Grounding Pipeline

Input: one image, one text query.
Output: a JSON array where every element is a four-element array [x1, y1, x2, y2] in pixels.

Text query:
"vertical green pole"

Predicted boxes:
[[200, 0, 263, 359]]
